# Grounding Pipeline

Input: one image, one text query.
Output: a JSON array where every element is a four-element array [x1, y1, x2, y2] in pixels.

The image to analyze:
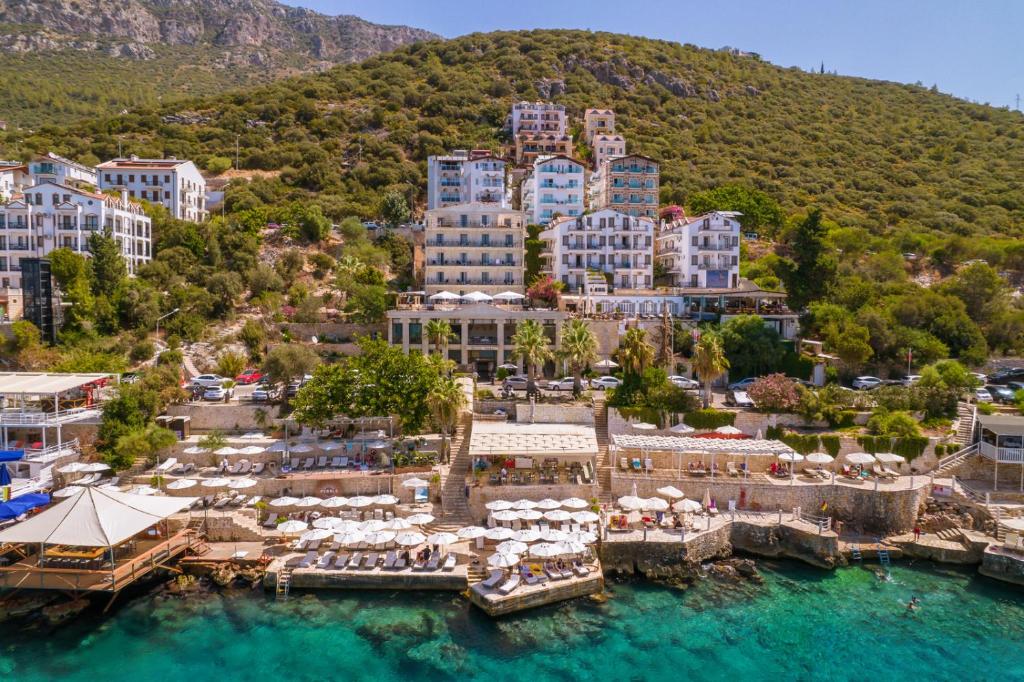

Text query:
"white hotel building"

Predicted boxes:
[[540, 209, 655, 293], [0, 182, 152, 288], [423, 203, 528, 295], [525, 155, 585, 225], [510, 102, 567, 137], [657, 211, 742, 289], [426, 151, 507, 210], [97, 156, 207, 223]]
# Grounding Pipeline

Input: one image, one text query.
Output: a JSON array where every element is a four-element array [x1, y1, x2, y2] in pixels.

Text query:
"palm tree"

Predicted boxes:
[[428, 376, 467, 464], [559, 319, 598, 397], [425, 319, 453, 357], [692, 332, 730, 408], [618, 327, 654, 379], [512, 319, 553, 396]]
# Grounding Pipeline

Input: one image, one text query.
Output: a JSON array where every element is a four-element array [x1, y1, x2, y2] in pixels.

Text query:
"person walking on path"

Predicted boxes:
[[913, 526, 921, 542]]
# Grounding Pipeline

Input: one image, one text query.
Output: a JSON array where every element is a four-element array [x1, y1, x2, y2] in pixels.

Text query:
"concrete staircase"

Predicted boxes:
[[594, 396, 613, 498], [440, 413, 473, 524], [934, 442, 978, 476], [953, 402, 977, 446]]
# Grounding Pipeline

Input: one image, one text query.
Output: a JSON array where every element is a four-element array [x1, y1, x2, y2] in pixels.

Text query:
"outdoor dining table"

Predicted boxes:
[[46, 546, 107, 560]]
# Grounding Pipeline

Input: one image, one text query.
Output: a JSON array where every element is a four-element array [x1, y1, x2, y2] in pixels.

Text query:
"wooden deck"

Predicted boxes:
[[0, 530, 199, 593]]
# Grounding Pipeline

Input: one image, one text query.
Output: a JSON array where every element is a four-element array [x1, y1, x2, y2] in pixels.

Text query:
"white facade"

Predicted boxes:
[[0, 163, 29, 202], [657, 211, 742, 289], [97, 156, 207, 222], [529, 155, 585, 225], [426, 151, 506, 210], [29, 153, 97, 188], [510, 102, 567, 137], [540, 209, 654, 293], [591, 134, 626, 171], [423, 203, 528, 295], [0, 182, 152, 288]]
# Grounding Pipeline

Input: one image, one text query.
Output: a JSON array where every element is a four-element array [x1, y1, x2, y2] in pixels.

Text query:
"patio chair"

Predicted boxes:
[[316, 456, 328, 468], [644, 458, 654, 473], [252, 462, 265, 475], [631, 458, 642, 472], [620, 457, 628, 470], [727, 462, 739, 477]]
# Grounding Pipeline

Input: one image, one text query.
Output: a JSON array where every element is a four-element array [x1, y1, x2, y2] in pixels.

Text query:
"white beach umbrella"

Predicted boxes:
[[364, 530, 397, 546], [402, 477, 430, 489], [385, 517, 415, 531], [631, 422, 657, 431], [875, 452, 906, 464], [266, 441, 289, 453], [565, 531, 597, 545], [845, 452, 876, 465], [277, 520, 309, 534], [511, 499, 537, 510], [543, 509, 572, 522], [429, 290, 459, 301], [484, 527, 514, 541], [347, 496, 374, 508], [778, 453, 805, 463], [52, 485, 84, 498], [669, 423, 695, 434], [57, 462, 87, 474], [405, 513, 435, 525], [534, 498, 562, 510], [373, 494, 399, 506], [485, 500, 514, 511], [496, 540, 528, 555], [643, 497, 670, 512], [487, 551, 521, 568], [201, 478, 231, 488], [561, 498, 589, 509], [183, 446, 206, 455], [715, 425, 744, 435], [320, 496, 349, 508], [656, 485, 685, 500], [618, 495, 645, 511], [240, 432, 264, 440], [334, 530, 365, 546], [228, 477, 258, 489], [166, 478, 198, 490], [512, 528, 542, 542], [571, 510, 600, 524], [312, 517, 342, 530], [557, 540, 588, 555], [673, 498, 702, 513], [427, 532, 458, 546], [457, 526, 488, 539], [395, 531, 427, 547], [81, 462, 111, 473], [330, 520, 362, 533], [529, 542, 563, 558], [517, 509, 543, 521], [461, 291, 493, 303], [359, 519, 386, 532], [300, 528, 334, 542], [318, 441, 344, 452], [594, 359, 619, 370], [492, 510, 519, 522], [238, 445, 266, 455], [493, 291, 526, 301], [539, 528, 569, 542], [214, 446, 240, 456], [806, 453, 835, 464], [295, 496, 323, 508], [289, 443, 315, 454], [269, 496, 299, 507]]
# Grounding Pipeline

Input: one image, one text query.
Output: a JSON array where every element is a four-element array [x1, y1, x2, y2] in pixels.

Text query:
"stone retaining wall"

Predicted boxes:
[[166, 404, 277, 432], [979, 547, 1024, 587], [271, 568, 468, 591]]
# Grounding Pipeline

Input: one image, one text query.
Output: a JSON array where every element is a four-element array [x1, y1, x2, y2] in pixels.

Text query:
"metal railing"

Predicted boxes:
[[793, 507, 833, 534], [23, 438, 80, 462], [952, 476, 988, 504], [936, 442, 977, 471], [0, 407, 100, 425], [979, 441, 1024, 464]]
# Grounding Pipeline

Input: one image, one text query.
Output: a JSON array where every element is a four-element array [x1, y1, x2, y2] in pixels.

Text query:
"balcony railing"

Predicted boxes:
[[980, 441, 1024, 464], [0, 407, 101, 426], [428, 240, 521, 248]]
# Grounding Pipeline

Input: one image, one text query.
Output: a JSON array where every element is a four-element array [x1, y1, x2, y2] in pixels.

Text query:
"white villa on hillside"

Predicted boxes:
[[97, 156, 207, 222], [657, 211, 742, 289], [526, 155, 585, 225], [426, 151, 507, 210], [423, 203, 528, 295], [540, 209, 655, 293]]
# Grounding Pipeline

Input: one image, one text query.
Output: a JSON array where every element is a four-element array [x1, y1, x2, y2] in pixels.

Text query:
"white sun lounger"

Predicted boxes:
[[346, 552, 364, 569], [383, 550, 397, 568], [237, 460, 252, 474], [334, 552, 350, 568], [297, 550, 317, 568], [481, 570, 504, 588], [156, 457, 178, 473], [302, 457, 314, 470], [317, 551, 336, 569], [442, 554, 456, 571], [330, 456, 343, 468], [572, 562, 591, 577], [252, 462, 265, 475], [289, 457, 300, 470], [498, 575, 520, 594]]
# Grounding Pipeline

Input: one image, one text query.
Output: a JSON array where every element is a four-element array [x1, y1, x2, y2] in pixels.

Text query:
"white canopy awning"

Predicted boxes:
[[611, 433, 794, 455], [469, 421, 598, 458], [0, 486, 195, 547]]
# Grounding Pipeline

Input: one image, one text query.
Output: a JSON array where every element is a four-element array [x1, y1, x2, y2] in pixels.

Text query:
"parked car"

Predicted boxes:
[[549, 377, 587, 391], [120, 372, 139, 384], [668, 375, 700, 390], [1006, 381, 1024, 395], [235, 369, 263, 385], [503, 375, 530, 390], [971, 372, 988, 385], [191, 374, 226, 388], [974, 388, 993, 403], [286, 374, 313, 397], [989, 367, 1024, 385], [788, 377, 815, 388], [251, 382, 278, 402], [725, 390, 754, 408], [987, 384, 1017, 404], [901, 375, 922, 387], [852, 376, 883, 390], [203, 385, 233, 401], [727, 377, 758, 391], [591, 376, 622, 390]]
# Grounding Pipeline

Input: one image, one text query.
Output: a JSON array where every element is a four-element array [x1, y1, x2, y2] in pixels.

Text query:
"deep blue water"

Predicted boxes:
[[2, 560, 1023, 681]]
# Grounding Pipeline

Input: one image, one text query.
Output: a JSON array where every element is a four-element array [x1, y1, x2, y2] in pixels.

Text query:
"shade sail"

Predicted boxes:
[[0, 486, 195, 547]]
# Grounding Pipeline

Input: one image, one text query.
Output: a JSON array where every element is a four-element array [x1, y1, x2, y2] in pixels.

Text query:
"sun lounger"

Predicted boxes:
[[214, 496, 231, 509], [543, 563, 564, 581], [520, 567, 539, 585], [498, 575, 520, 595], [481, 569, 504, 588], [560, 565, 573, 579], [330, 456, 343, 468], [883, 465, 900, 478], [227, 461, 242, 474], [572, 560, 591, 577], [302, 457, 314, 470], [291, 538, 308, 551], [230, 495, 247, 506], [393, 555, 407, 569], [297, 550, 317, 568], [248, 496, 262, 507], [237, 460, 252, 474], [631, 458, 642, 471], [333, 552, 350, 568], [307, 538, 322, 551], [442, 554, 456, 571], [317, 551, 336, 569], [383, 550, 397, 568], [339, 456, 349, 467], [315, 456, 327, 468], [77, 473, 101, 486], [346, 552, 364, 569], [289, 457, 300, 470], [425, 551, 440, 571], [364, 552, 379, 569], [412, 556, 428, 570], [156, 457, 178, 473], [252, 462, 265, 475]]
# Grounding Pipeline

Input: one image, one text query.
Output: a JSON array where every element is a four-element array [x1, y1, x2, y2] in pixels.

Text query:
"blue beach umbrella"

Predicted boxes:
[[0, 464, 11, 487]]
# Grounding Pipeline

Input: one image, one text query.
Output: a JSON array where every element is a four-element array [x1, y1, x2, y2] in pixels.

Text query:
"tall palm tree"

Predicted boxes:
[[558, 319, 598, 397], [692, 332, 730, 408], [618, 326, 654, 379], [428, 376, 467, 464], [512, 319, 553, 396], [424, 319, 453, 357]]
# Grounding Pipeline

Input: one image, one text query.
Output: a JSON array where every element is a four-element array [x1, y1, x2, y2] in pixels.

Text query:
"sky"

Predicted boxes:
[[285, 0, 1023, 109]]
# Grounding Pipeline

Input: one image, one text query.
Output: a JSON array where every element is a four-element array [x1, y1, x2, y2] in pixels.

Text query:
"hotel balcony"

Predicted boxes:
[[428, 239, 522, 248]]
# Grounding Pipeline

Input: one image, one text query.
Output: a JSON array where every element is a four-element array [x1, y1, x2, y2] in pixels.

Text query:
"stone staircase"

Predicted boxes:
[[953, 402, 977, 446], [933, 442, 979, 476], [594, 396, 613, 497], [440, 413, 473, 524]]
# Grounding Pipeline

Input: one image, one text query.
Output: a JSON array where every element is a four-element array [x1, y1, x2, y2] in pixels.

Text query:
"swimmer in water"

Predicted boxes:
[[907, 596, 920, 611]]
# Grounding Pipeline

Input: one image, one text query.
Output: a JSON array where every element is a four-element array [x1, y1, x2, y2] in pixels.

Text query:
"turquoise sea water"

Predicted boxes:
[[2, 560, 1023, 681]]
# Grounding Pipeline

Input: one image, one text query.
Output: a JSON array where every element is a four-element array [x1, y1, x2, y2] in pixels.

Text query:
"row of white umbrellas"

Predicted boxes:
[[485, 498, 589, 511], [490, 509, 599, 523], [268, 494, 399, 508], [182, 440, 358, 456], [429, 290, 525, 303], [57, 462, 110, 474], [774, 452, 905, 465]]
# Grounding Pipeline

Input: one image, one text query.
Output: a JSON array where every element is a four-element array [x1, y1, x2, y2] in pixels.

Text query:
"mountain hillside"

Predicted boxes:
[[0, 0, 438, 125], [3, 29, 1023, 239]]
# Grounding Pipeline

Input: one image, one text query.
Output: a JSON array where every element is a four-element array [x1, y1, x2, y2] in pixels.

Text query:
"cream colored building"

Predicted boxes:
[[583, 109, 615, 144], [423, 203, 528, 295], [591, 134, 626, 171], [589, 153, 659, 218]]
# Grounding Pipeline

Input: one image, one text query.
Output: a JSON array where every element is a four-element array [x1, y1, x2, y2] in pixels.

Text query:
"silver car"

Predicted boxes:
[[591, 376, 622, 390], [192, 374, 226, 388], [669, 375, 700, 390]]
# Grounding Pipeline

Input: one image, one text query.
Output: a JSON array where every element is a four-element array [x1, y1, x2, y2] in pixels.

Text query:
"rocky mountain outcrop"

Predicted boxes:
[[0, 0, 438, 62]]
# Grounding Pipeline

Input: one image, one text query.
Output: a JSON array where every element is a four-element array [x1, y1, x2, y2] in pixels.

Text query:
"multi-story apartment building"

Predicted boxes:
[[96, 156, 207, 222], [0, 163, 29, 201], [514, 132, 574, 166], [29, 152, 97, 188], [583, 109, 615, 144], [657, 211, 742, 289], [589, 153, 659, 218], [510, 102, 567, 137], [591, 134, 626, 171], [540, 209, 654, 293], [426, 150, 507, 210], [423, 203, 528, 295], [527, 155, 585, 225], [0, 182, 152, 288]]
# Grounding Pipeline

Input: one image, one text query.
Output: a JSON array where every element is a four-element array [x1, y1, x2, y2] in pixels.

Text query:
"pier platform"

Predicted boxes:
[[467, 562, 604, 616]]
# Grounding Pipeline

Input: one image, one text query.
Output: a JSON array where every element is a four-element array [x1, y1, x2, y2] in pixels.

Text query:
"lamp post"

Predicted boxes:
[[155, 307, 180, 339]]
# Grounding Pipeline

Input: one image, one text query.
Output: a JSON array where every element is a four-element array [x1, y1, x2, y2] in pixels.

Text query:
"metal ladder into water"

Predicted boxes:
[[276, 568, 292, 601], [850, 544, 862, 561]]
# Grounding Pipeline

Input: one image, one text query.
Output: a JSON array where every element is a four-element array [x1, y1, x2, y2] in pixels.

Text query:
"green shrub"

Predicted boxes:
[[765, 424, 784, 440], [129, 340, 155, 363], [780, 432, 820, 455], [819, 435, 841, 457], [683, 409, 735, 430]]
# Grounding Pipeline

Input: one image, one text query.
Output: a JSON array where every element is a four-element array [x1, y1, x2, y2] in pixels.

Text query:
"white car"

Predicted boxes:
[[901, 375, 922, 387], [503, 375, 530, 390], [974, 388, 993, 403], [668, 375, 699, 390], [852, 376, 883, 390], [192, 374, 226, 388], [591, 376, 622, 390], [548, 377, 587, 391], [203, 385, 233, 401]]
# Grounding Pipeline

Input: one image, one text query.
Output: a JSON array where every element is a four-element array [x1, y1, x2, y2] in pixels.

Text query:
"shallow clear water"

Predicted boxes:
[[2, 560, 1023, 681]]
